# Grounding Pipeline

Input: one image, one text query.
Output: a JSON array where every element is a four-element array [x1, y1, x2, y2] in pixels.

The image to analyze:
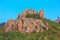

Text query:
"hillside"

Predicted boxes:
[[0, 18, 60, 40], [0, 9, 60, 40]]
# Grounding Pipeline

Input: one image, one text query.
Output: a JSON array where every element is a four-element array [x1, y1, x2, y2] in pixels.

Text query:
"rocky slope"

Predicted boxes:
[[4, 9, 49, 33]]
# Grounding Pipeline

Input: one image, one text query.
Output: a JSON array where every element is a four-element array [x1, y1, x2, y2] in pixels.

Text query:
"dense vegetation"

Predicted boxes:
[[0, 14, 60, 40], [26, 14, 40, 19]]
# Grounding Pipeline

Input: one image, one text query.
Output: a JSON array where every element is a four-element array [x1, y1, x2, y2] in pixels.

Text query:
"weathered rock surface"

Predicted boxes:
[[39, 9, 44, 18], [4, 19, 17, 32], [4, 9, 48, 33]]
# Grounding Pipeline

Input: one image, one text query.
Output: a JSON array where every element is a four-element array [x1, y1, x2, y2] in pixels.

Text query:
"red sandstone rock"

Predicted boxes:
[[22, 9, 28, 19], [4, 9, 47, 33], [39, 9, 44, 18], [17, 21, 22, 32], [17, 14, 21, 20], [4, 19, 16, 32], [46, 23, 49, 31]]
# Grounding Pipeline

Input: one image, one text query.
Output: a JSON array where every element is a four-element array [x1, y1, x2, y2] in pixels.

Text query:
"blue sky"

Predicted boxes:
[[0, 0, 60, 23]]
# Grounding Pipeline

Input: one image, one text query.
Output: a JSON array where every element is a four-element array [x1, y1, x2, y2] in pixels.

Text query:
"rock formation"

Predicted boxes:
[[22, 9, 37, 19], [39, 9, 44, 18], [56, 17, 60, 24], [4, 9, 48, 33], [4, 19, 17, 32], [46, 23, 49, 31]]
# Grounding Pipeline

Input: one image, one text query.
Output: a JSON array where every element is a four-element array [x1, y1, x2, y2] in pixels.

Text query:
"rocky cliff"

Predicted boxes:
[[4, 9, 49, 33]]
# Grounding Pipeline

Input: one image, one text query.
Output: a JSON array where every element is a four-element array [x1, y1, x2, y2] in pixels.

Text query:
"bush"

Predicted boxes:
[[26, 14, 40, 19]]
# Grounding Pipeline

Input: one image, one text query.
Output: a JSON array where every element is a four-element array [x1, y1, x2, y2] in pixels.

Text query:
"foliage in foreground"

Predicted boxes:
[[0, 30, 59, 40]]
